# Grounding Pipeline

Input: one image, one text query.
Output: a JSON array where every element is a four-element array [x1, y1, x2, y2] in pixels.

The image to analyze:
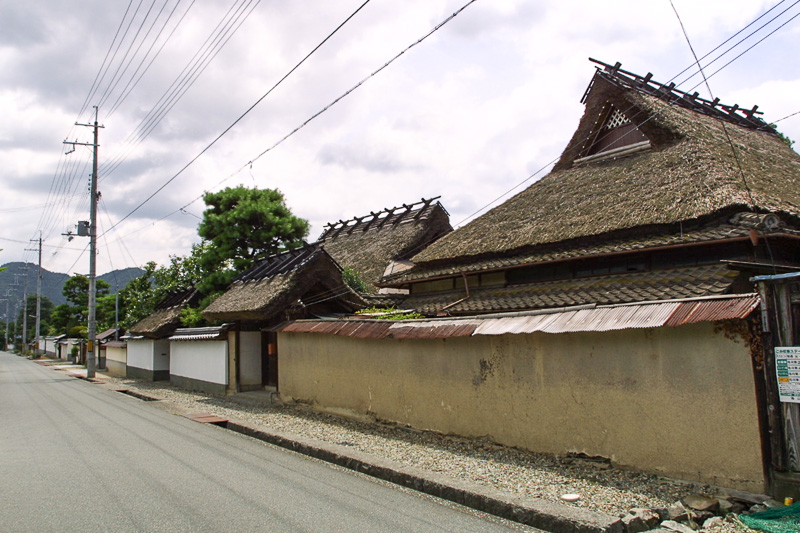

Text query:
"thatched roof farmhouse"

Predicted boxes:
[[378, 60, 800, 315], [203, 245, 365, 324], [203, 197, 452, 324], [128, 288, 200, 339]]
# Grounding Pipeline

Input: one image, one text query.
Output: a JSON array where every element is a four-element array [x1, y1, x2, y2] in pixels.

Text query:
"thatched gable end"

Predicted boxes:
[[410, 62, 800, 267], [318, 198, 452, 290], [128, 287, 200, 338], [202, 246, 366, 322]]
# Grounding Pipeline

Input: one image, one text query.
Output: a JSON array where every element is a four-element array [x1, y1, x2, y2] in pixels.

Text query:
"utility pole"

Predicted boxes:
[[21, 264, 29, 352], [64, 106, 103, 378], [35, 235, 42, 356], [1, 295, 8, 351], [24, 238, 42, 355]]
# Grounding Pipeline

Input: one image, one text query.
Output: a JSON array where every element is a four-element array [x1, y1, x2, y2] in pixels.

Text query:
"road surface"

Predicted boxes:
[[0, 351, 533, 532]]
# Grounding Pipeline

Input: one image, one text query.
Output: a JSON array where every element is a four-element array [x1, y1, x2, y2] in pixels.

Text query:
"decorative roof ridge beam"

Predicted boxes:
[[589, 58, 772, 131], [415, 197, 435, 220], [378, 207, 399, 229], [393, 203, 415, 226]]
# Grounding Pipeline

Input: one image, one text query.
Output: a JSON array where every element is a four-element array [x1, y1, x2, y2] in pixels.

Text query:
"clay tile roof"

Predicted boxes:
[[401, 264, 741, 316]]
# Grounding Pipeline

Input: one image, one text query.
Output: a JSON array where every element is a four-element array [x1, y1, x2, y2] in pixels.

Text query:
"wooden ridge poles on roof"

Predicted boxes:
[[585, 58, 775, 133], [320, 197, 444, 240]]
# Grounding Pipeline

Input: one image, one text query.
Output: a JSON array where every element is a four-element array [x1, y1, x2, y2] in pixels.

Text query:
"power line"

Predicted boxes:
[[105, 0, 197, 118], [774, 110, 800, 123], [670, 0, 757, 207], [98, 0, 259, 180], [99, 0, 376, 237], [674, 0, 799, 87]]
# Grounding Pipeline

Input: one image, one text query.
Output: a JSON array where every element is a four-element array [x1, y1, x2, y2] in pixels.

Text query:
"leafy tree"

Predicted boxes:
[[50, 304, 76, 336], [96, 294, 119, 331], [49, 275, 112, 336], [16, 295, 54, 342], [63, 275, 110, 310], [119, 262, 157, 329], [119, 187, 307, 329], [119, 248, 206, 329], [196, 186, 308, 296]]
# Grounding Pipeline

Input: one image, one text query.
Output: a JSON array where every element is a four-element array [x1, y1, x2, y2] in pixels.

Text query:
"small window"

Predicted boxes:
[[410, 278, 455, 294]]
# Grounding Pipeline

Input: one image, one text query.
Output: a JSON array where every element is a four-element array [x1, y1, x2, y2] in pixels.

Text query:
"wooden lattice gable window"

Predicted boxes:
[[574, 102, 650, 165]]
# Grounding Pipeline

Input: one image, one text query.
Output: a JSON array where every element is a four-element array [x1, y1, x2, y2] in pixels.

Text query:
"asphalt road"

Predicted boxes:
[[0, 351, 531, 532]]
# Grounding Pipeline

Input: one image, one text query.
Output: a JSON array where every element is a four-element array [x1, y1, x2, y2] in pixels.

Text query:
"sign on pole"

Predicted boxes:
[[776, 347, 800, 403]]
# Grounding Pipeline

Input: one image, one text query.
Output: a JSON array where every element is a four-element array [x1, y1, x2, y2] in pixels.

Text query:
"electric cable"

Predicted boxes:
[[98, 0, 258, 178], [99, 0, 375, 237], [97, 0, 176, 112]]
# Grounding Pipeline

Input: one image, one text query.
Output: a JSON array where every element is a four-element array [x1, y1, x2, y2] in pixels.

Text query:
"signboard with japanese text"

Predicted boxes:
[[776, 347, 800, 403]]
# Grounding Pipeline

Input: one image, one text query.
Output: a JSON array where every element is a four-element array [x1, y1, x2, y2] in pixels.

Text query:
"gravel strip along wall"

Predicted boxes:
[[101, 375, 755, 533]]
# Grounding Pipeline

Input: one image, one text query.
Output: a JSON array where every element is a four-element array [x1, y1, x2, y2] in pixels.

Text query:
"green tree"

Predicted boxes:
[[50, 275, 111, 335], [196, 186, 308, 296], [119, 262, 157, 329], [63, 275, 110, 310], [119, 248, 205, 329], [16, 295, 54, 342], [96, 294, 119, 331], [50, 304, 76, 336]]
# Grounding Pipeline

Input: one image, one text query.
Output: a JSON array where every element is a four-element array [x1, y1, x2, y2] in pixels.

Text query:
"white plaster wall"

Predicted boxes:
[[106, 345, 127, 365], [153, 339, 170, 371], [239, 332, 262, 388], [127, 340, 155, 370], [170, 341, 228, 385]]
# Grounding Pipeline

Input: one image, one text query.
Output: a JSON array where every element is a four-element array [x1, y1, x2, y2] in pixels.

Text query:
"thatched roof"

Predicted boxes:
[[409, 62, 800, 270], [203, 246, 366, 322], [318, 197, 452, 292], [128, 288, 199, 338]]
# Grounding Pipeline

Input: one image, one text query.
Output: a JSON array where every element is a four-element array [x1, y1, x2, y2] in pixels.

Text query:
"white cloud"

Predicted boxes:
[[0, 0, 798, 281]]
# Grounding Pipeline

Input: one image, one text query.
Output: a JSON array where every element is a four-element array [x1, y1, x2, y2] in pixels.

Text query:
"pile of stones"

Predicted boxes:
[[620, 491, 783, 532]]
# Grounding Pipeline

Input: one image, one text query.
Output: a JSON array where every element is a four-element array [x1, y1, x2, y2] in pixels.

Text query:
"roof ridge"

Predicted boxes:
[[318, 197, 444, 240], [586, 59, 775, 133]]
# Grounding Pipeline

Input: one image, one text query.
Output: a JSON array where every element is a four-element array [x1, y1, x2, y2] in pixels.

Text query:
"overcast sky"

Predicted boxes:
[[1, 0, 798, 280]]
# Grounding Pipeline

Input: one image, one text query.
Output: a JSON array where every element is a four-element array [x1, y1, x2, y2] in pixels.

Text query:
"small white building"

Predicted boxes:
[[57, 338, 82, 362], [125, 288, 200, 381], [124, 336, 170, 381], [42, 335, 65, 357], [169, 325, 231, 394], [103, 341, 127, 377]]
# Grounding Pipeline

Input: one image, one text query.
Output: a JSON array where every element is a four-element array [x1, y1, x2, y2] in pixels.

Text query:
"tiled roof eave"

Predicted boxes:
[[380, 229, 800, 287]]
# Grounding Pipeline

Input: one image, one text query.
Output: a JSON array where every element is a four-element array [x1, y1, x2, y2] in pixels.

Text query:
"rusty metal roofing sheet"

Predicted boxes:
[[276, 295, 760, 339], [665, 296, 759, 326], [388, 319, 480, 339]]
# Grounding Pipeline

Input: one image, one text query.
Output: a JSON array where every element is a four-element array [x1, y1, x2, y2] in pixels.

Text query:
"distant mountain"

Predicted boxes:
[[0, 263, 144, 307]]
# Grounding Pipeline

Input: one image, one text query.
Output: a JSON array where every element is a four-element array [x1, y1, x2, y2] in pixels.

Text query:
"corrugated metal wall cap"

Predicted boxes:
[[273, 295, 759, 339], [473, 294, 760, 336]]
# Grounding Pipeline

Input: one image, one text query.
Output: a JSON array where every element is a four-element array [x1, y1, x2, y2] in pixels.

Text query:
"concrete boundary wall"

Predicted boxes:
[[278, 321, 764, 492]]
